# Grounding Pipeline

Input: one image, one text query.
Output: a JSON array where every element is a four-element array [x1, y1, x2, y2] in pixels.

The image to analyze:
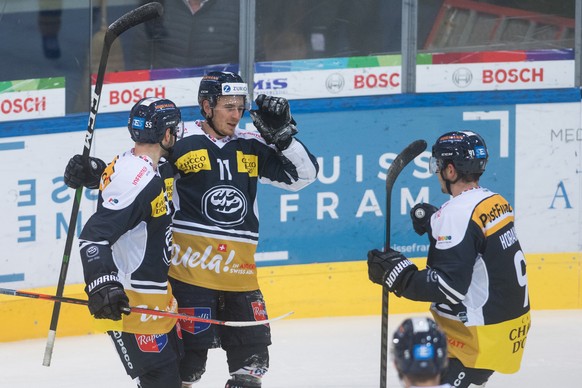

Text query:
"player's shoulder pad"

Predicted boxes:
[[432, 187, 496, 248], [235, 124, 271, 146], [101, 151, 158, 210], [181, 120, 205, 139]]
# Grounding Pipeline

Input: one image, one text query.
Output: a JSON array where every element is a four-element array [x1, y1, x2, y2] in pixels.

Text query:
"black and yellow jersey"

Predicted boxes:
[[168, 121, 319, 292], [402, 187, 530, 373], [79, 150, 177, 334]]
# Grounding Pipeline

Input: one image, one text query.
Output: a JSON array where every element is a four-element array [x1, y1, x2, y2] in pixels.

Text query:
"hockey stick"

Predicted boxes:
[[43, 2, 164, 367], [2, 288, 293, 327], [379, 139, 427, 388]]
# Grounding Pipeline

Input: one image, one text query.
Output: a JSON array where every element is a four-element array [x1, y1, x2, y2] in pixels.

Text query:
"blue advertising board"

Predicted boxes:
[[252, 103, 515, 265]]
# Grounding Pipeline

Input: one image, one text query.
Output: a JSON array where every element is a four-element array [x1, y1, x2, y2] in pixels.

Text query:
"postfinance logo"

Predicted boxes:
[[237, 151, 258, 177], [175, 149, 211, 173]]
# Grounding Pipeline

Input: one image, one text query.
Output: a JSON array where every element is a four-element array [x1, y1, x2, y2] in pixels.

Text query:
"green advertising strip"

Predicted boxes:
[[0, 77, 65, 94]]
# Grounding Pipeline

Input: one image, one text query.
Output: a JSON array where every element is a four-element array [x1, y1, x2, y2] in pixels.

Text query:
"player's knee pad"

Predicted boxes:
[[180, 348, 209, 385], [226, 344, 269, 380]]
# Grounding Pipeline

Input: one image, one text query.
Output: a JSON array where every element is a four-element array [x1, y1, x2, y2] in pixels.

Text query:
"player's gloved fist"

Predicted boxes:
[[410, 203, 438, 236], [250, 94, 298, 151], [86, 276, 129, 320], [64, 154, 106, 189], [367, 248, 417, 295]]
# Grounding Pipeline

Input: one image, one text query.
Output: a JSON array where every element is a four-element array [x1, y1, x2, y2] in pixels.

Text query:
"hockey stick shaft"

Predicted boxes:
[[43, 2, 163, 367], [380, 139, 427, 388], [2, 288, 292, 327]]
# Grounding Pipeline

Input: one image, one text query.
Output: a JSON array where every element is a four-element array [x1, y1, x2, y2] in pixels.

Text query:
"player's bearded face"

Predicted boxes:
[[212, 96, 245, 136]]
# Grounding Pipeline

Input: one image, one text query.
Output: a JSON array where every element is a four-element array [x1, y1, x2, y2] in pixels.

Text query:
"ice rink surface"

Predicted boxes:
[[1, 310, 580, 387]]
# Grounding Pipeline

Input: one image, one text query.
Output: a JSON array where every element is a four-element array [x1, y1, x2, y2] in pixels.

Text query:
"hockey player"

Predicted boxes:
[[367, 131, 530, 387], [168, 71, 318, 388], [392, 317, 450, 388], [65, 71, 319, 388], [66, 98, 185, 388]]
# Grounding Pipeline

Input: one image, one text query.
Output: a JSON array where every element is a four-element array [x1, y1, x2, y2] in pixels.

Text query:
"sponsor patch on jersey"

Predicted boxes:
[[237, 151, 258, 177], [251, 300, 267, 322], [437, 235, 451, 242], [132, 166, 148, 186], [202, 185, 247, 226], [177, 307, 211, 335], [134, 333, 168, 353], [175, 149, 211, 173], [473, 195, 513, 230], [164, 177, 174, 200], [100, 157, 117, 190], [151, 188, 168, 217]]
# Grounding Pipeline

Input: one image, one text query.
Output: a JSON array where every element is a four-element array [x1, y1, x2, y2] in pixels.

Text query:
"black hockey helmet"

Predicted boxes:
[[430, 131, 488, 175], [128, 97, 183, 144], [197, 71, 249, 117], [391, 317, 448, 378]]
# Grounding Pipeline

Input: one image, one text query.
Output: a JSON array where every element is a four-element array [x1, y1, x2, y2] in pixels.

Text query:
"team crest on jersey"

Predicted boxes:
[[236, 151, 258, 177], [175, 149, 211, 173], [134, 333, 168, 353], [202, 185, 247, 226], [177, 307, 211, 335]]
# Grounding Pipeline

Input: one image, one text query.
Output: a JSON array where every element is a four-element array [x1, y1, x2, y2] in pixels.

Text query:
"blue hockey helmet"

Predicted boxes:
[[128, 97, 183, 144], [391, 317, 448, 378]]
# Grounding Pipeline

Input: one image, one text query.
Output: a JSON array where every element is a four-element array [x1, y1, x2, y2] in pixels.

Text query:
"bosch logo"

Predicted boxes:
[[354, 72, 399, 89], [109, 87, 166, 105], [414, 208, 426, 218], [482, 67, 543, 84], [326, 73, 345, 93], [452, 68, 473, 88], [202, 185, 247, 226]]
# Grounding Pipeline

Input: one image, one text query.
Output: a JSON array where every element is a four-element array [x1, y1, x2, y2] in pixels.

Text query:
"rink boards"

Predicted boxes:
[[1, 88, 582, 341]]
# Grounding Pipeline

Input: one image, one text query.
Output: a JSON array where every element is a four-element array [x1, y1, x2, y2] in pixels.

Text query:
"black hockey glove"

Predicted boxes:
[[367, 248, 417, 296], [410, 203, 439, 236], [64, 154, 106, 189], [85, 276, 130, 321], [249, 94, 298, 151]]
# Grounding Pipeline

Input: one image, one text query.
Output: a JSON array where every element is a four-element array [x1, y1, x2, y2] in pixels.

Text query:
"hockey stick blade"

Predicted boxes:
[[380, 139, 427, 388], [1, 288, 293, 327], [105, 2, 163, 45], [385, 139, 428, 190]]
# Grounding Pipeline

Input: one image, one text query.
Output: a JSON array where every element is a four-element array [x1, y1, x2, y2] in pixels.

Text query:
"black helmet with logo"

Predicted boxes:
[[430, 130, 488, 175], [392, 317, 448, 378], [197, 71, 249, 118], [128, 97, 182, 144]]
